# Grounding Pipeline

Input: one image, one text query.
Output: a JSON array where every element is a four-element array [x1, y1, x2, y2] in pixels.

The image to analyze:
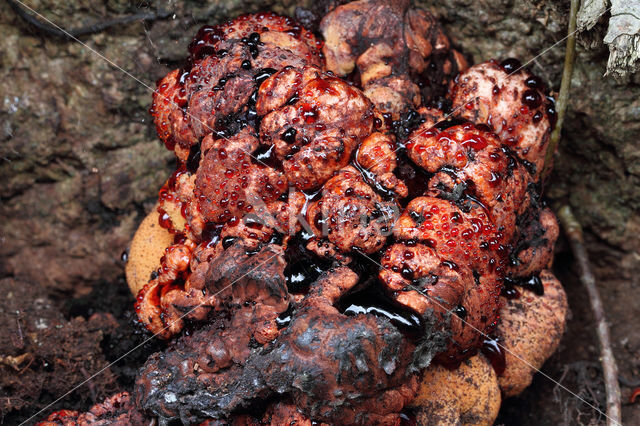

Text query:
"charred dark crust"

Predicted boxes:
[[136, 267, 418, 424]]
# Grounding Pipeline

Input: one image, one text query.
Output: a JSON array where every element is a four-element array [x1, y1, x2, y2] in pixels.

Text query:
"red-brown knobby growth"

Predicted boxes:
[[124, 2, 558, 424]]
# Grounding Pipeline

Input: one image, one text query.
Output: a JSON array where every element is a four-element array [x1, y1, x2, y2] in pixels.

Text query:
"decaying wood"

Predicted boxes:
[[577, 0, 640, 79]]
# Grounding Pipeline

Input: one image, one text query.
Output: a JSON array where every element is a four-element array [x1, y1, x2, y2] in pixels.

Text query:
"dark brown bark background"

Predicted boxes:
[[0, 0, 638, 424]]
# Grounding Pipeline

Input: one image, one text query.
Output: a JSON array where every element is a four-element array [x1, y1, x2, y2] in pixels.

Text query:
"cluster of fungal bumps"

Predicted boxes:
[[42, 1, 569, 424]]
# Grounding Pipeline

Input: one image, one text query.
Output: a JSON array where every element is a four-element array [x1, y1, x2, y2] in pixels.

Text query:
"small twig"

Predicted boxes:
[[542, 0, 580, 180], [7, 0, 171, 39], [0, 353, 34, 373], [558, 205, 622, 426], [80, 367, 97, 403], [10, 315, 25, 350]]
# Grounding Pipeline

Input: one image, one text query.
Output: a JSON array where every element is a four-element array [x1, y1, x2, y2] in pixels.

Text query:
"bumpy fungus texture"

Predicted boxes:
[[320, 0, 468, 116], [497, 269, 568, 397], [49, 2, 565, 424], [136, 266, 419, 424], [410, 354, 501, 425], [449, 59, 557, 178], [37, 393, 149, 426]]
